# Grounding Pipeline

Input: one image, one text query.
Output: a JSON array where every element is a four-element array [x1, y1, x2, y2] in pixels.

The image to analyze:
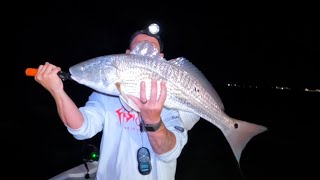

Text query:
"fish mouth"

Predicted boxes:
[[70, 75, 84, 85], [70, 75, 78, 82]]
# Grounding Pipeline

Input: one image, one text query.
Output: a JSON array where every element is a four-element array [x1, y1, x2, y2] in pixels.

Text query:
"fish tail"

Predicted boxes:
[[223, 118, 267, 163]]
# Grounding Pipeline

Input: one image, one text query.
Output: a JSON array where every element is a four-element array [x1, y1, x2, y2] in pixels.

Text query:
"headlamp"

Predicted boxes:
[[130, 23, 163, 52], [148, 23, 160, 35]]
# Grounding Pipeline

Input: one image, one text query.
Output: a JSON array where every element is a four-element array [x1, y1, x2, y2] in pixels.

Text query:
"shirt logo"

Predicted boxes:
[[116, 108, 140, 131]]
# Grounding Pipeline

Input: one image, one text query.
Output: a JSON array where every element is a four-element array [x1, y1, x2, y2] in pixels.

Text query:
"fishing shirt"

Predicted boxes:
[[66, 91, 191, 180]]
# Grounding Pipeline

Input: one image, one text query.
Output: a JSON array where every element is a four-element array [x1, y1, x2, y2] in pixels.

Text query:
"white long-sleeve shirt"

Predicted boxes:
[[66, 91, 191, 180]]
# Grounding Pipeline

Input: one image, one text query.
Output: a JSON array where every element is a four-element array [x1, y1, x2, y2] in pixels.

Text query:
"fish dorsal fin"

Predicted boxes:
[[129, 41, 164, 61], [168, 57, 224, 110]]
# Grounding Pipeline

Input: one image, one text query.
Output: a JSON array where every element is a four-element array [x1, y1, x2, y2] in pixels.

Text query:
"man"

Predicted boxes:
[[34, 23, 199, 180]]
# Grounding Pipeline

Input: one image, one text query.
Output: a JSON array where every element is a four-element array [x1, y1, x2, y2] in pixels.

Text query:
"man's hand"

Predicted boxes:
[[35, 62, 64, 94], [128, 79, 167, 124]]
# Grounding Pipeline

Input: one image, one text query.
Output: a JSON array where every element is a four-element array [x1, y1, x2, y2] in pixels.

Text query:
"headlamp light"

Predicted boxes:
[[148, 23, 160, 35], [130, 23, 163, 52]]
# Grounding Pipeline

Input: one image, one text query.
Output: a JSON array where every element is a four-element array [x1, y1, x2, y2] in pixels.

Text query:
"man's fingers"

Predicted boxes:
[[158, 81, 167, 105], [140, 81, 148, 103], [150, 79, 158, 102]]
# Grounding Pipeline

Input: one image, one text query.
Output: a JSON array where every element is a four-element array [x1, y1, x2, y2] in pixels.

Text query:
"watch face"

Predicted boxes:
[[145, 126, 156, 131], [143, 119, 162, 132]]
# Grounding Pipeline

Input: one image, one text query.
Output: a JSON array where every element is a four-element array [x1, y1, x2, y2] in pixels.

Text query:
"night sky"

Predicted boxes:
[[13, 2, 319, 180]]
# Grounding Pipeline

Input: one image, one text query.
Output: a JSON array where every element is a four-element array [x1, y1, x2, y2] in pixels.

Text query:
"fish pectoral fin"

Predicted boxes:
[[116, 82, 140, 112], [119, 95, 141, 112]]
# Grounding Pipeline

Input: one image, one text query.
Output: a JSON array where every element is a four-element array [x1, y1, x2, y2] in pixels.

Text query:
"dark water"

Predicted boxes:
[[176, 88, 320, 180], [13, 84, 319, 180]]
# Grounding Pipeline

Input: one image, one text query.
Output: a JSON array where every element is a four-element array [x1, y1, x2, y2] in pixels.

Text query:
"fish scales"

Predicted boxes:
[[112, 54, 235, 131], [68, 41, 267, 163]]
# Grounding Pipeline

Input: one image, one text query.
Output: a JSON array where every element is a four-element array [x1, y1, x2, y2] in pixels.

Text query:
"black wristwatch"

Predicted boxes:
[[141, 118, 163, 132]]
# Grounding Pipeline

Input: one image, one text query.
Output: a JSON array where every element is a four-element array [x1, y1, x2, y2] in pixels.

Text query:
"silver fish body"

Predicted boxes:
[[69, 43, 267, 163], [70, 54, 231, 129]]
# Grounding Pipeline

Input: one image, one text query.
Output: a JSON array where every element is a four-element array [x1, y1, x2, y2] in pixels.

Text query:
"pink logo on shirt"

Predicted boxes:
[[116, 108, 140, 127]]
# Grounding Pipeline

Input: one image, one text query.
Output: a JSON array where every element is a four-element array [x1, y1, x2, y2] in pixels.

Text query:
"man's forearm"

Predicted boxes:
[[51, 90, 84, 129], [146, 124, 176, 154]]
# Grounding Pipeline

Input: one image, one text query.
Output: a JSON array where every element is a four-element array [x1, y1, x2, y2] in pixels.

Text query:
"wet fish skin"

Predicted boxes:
[[69, 48, 267, 163]]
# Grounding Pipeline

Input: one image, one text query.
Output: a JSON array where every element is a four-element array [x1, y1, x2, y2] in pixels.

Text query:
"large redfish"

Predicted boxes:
[[68, 41, 267, 163]]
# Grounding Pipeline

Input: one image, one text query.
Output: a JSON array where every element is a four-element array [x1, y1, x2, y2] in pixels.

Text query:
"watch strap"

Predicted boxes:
[[142, 118, 162, 132]]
